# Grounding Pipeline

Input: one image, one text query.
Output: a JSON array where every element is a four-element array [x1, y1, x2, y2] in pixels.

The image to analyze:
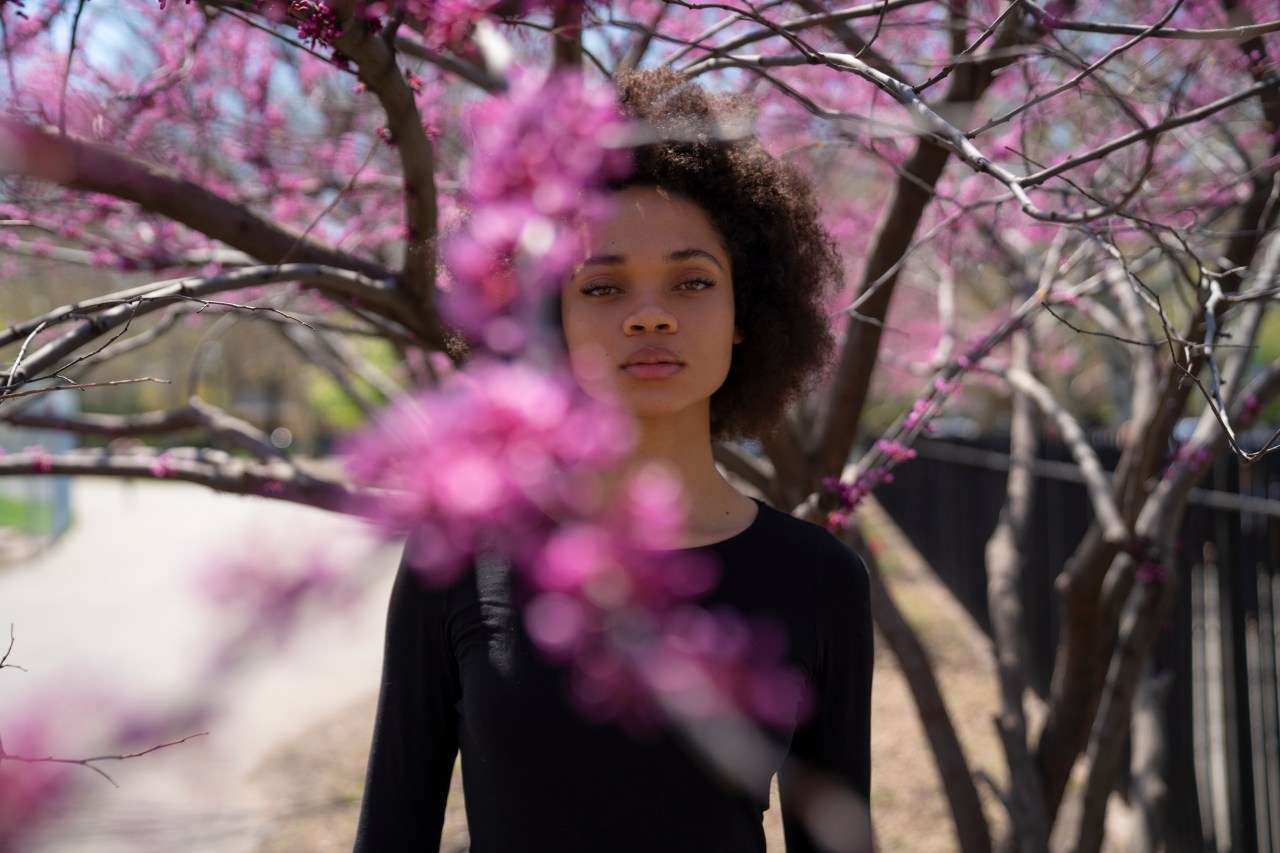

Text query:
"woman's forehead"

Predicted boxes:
[[586, 187, 728, 257]]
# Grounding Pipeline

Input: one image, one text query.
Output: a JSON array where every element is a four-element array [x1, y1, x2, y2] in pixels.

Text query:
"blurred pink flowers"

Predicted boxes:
[[341, 361, 811, 730], [0, 714, 76, 851], [343, 361, 635, 580], [444, 71, 630, 345]]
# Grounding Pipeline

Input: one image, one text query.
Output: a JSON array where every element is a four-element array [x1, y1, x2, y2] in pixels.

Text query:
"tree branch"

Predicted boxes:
[[677, 0, 935, 66], [0, 732, 208, 788], [983, 328, 1049, 851], [330, 3, 445, 346], [0, 624, 24, 672], [0, 265, 411, 394], [1024, 1, 1280, 40], [0, 447, 360, 511], [0, 120, 388, 278], [999, 365, 1128, 543]]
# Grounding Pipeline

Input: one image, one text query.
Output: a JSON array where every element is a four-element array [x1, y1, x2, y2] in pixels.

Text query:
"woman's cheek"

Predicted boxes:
[[567, 342, 619, 403]]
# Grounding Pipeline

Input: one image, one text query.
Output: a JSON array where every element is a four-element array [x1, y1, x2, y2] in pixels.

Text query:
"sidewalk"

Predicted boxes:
[[0, 478, 401, 853]]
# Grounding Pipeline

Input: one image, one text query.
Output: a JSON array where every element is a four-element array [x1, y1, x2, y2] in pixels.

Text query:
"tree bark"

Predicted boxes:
[[2, 122, 387, 279], [1127, 666, 1173, 852], [856, 524, 994, 853], [984, 331, 1049, 852], [1071, 561, 1180, 853]]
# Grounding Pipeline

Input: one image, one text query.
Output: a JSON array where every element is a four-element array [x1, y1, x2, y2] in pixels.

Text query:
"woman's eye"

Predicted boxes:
[[580, 282, 620, 297], [676, 277, 716, 291]]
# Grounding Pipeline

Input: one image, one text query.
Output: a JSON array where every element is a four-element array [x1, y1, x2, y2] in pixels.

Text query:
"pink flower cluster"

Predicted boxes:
[[369, 0, 498, 50], [291, 1, 343, 48], [1163, 443, 1213, 484], [444, 71, 630, 349], [343, 362, 810, 729], [824, 438, 922, 530], [874, 439, 917, 464], [933, 376, 962, 396], [23, 445, 52, 474], [1135, 560, 1167, 586], [0, 718, 74, 851], [201, 550, 356, 646], [149, 452, 176, 479], [903, 398, 936, 433], [344, 362, 635, 580], [823, 475, 872, 530], [600, 604, 809, 730], [1239, 394, 1263, 428]]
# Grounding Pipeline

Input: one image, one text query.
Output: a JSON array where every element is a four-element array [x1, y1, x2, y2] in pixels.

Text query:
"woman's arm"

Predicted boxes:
[[779, 548, 874, 853], [353, 560, 461, 851]]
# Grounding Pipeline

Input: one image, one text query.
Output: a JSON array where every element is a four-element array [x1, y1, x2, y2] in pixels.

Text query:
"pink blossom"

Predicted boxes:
[[149, 453, 176, 478], [1135, 561, 1167, 585], [342, 361, 632, 581], [200, 551, 355, 645], [0, 717, 74, 850], [1163, 443, 1214, 483], [903, 398, 935, 433], [1239, 394, 1262, 427], [341, 358, 809, 730], [443, 71, 629, 342], [934, 376, 962, 396], [874, 439, 918, 464], [23, 445, 52, 474]]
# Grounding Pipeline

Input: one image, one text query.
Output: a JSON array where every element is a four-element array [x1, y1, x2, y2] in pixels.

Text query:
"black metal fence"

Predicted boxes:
[[875, 435, 1280, 852]]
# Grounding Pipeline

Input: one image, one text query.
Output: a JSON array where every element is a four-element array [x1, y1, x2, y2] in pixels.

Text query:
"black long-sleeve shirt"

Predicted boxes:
[[354, 500, 872, 852]]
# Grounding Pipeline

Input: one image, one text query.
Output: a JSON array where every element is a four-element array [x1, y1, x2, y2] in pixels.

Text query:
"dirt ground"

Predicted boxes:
[[251, 499, 1008, 852]]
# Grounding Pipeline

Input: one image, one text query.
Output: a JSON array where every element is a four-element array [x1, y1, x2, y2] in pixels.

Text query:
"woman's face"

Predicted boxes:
[[561, 187, 740, 427]]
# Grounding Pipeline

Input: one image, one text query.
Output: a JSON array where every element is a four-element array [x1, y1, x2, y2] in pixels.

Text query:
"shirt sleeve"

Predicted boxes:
[[779, 547, 874, 853], [353, 558, 460, 852]]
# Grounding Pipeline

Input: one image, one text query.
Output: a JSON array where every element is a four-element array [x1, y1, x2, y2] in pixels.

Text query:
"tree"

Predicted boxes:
[[2, 0, 1279, 849]]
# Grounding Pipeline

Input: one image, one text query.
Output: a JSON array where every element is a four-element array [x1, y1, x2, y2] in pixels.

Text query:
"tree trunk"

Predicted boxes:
[[1128, 666, 1173, 852], [854, 525, 994, 853], [984, 331, 1049, 852]]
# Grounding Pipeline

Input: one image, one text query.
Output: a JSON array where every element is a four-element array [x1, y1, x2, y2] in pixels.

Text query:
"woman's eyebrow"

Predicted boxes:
[[581, 252, 626, 268], [668, 247, 725, 270], [579, 247, 725, 270]]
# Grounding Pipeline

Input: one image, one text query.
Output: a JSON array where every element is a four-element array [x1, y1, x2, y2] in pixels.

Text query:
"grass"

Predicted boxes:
[[0, 493, 52, 533]]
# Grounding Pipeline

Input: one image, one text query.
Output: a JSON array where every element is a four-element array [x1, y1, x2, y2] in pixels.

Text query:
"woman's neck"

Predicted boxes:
[[627, 411, 757, 548]]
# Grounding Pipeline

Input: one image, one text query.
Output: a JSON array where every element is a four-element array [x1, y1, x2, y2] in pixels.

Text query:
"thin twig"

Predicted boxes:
[[58, 0, 87, 136], [969, 0, 1184, 136], [6, 321, 47, 390], [0, 377, 170, 402], [915, 0, 1025, 94], [0, 732, 208, 788], [1023, 1, 1280, 41], [0, 624, 25, 672]]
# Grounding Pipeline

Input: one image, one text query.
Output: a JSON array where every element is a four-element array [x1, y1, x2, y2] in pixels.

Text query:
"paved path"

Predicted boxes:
[[0, 478, 400, 853]]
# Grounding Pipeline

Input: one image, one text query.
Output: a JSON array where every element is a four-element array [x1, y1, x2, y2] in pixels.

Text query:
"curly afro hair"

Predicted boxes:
[[611, 69, 841, 440]]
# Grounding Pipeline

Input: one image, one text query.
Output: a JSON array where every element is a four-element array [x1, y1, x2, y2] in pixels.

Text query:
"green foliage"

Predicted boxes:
[[1256, 310, 1280, 366], [306, 370, 369, 434], [305, 337, 402, 441], [0, 493, 51, 533]]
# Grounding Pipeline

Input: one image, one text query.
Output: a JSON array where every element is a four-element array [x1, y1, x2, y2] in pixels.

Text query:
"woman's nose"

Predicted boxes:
[[624, 298, 677, 334]]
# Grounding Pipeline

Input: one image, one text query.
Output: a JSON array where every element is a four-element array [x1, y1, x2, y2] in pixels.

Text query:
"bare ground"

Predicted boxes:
[[251, 499, 1007, 852]]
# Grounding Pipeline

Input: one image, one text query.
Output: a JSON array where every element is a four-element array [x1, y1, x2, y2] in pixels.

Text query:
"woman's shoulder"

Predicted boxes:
[[750, 501, 866, 566], [716, 500, 869, 602], [721, 502, 871, 642]]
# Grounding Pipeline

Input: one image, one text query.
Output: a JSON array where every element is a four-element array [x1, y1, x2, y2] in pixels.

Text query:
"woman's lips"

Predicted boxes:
[[621, 347, 684, 379], [622, 362, 684, 379]]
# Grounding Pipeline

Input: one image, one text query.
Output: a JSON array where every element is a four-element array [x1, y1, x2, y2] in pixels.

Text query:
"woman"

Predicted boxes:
[[355, 70, 872, 852]]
